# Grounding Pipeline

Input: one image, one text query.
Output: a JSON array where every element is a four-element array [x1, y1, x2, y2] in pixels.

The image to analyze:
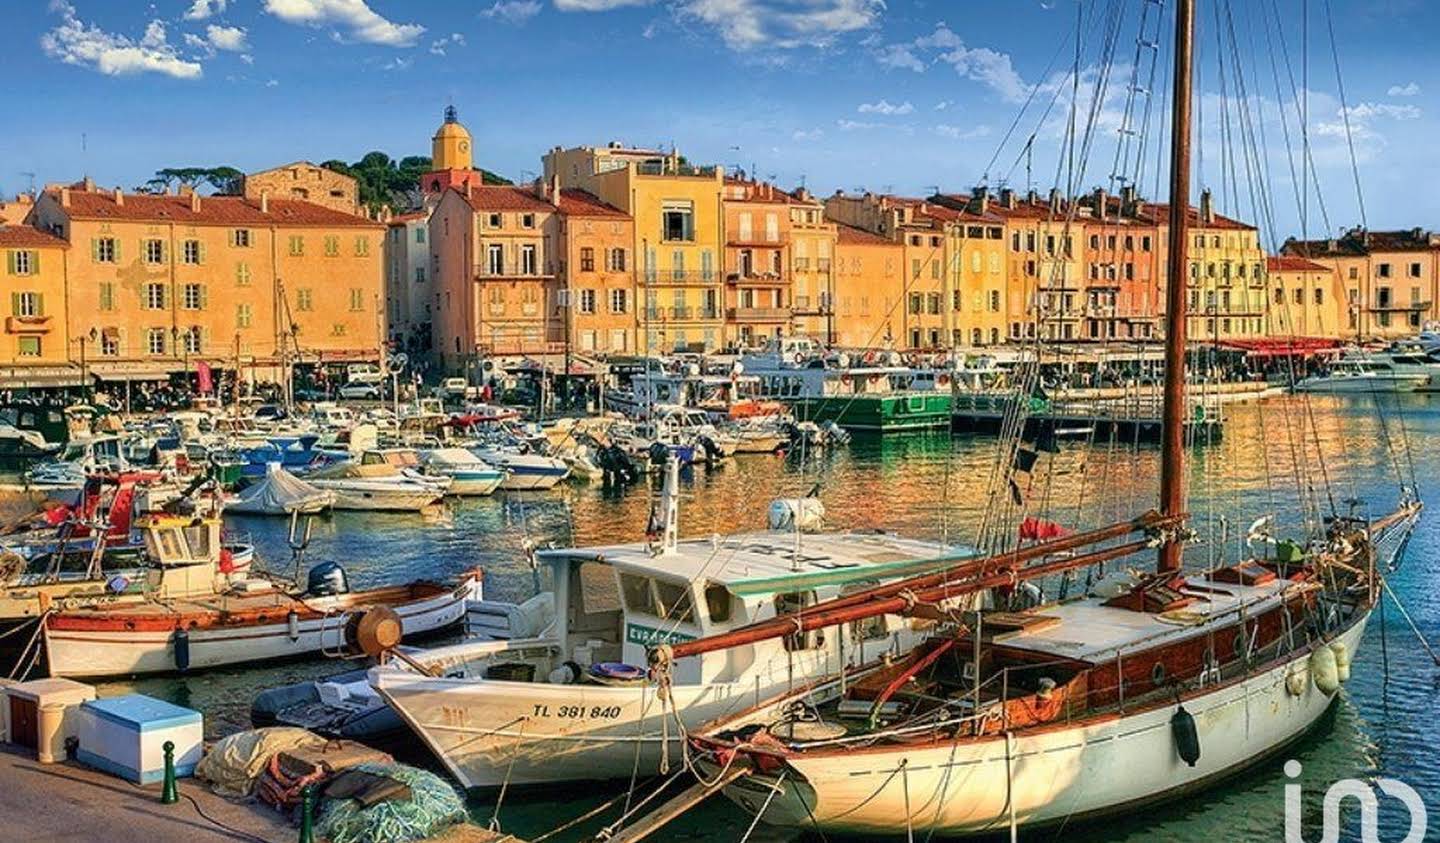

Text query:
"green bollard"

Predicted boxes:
[[298, 783, 315, 843], [160, 741, 178, 805]]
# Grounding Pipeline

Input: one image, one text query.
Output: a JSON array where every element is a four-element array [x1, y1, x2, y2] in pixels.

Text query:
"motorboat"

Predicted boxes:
[[468, 447, 569, 490], [420, 448, 505, 496], [1293, 357, 1430, 393], [305, 461, 445, 511], [369, 461, 976, 789]]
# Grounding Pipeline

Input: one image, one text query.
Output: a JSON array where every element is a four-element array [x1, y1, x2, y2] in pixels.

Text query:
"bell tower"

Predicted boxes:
[[421, 105, 484, 200]]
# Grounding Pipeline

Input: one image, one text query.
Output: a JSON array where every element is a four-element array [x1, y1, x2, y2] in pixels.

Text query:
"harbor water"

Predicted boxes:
[[90, 394, 1438, 841]]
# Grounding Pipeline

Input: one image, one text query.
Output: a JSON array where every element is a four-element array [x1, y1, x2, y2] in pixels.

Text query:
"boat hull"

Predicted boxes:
[[443, 470, 505, 496], [308, 482, 441, 511], [715, 618, 1368, 835], [1294, 376, 1427, 393], [788, 394, 952, 432], [42, 582, 474, 678]]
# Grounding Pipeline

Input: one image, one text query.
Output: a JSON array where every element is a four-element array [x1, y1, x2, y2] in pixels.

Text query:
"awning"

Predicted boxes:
[[89, 361, 180, 382], [1218, 338, 1343, 358], [0, 364, 85, 388]]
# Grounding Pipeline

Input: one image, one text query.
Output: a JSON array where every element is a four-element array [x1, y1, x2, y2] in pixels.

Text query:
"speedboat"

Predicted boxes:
[[420, 448, 505, 496], [305, 461, 445, 511], [468, 447, 569, 490], [1293, 358, 1430, 393]]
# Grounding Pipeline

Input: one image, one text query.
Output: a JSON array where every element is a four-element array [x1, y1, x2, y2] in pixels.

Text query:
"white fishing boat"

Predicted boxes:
[[41, 509, 482, 678], [369, 461, 977, 789], [420, 448, 506, 496]]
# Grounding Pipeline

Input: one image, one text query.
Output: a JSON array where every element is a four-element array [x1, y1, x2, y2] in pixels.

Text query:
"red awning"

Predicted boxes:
[[1217, 338, 1343, 358]]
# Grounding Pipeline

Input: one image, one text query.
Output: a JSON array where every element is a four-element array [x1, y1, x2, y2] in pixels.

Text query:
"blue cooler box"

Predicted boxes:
[[75, 694, 203, 784]]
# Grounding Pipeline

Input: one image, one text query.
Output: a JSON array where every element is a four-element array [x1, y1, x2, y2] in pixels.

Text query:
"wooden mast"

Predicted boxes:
[[1158, 0, 1195, 574]]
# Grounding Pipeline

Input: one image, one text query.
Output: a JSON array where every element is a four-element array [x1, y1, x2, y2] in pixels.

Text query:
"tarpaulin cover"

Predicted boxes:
[[195, 727, 328, 797], [227, 463, 334, 515]]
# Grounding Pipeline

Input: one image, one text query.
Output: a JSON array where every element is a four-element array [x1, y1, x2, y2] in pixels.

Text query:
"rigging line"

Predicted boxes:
[[1320, 0, 1367, 229], [982, 28, 1074, 187], [1259, 0, 1328, 235], [1109, 0, 1160, 193]]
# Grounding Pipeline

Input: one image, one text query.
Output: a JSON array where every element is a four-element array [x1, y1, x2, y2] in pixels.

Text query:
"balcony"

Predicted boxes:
[[5, 315, 52, 334], [1371, 300, 1432, 312], [726, 307, 791, 322], [725, 271, 788, 286], [645, 270, 718, 285]]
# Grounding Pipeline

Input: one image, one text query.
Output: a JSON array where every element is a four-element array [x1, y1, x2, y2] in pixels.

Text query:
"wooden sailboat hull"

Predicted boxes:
[[42, 579, 478, 678], [710, 617, 1367, 836]]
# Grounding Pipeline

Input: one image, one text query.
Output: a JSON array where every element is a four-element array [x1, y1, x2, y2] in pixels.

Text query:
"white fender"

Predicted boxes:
[[1330, 641, 1351, 682], [1285, 666, 1308, 697], [1310, 644, 1340, 694]]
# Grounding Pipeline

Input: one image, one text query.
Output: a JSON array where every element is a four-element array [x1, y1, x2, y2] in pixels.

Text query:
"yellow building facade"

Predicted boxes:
[[543, 145, 724, 353], [1284, 228, 1440, 339], [243, 162, 359, 215], [1152, 193, 1267, 341], [29, 181, 384, 381], [1265, 256, 1346, 339], [721, 179, 795, 349], [1, 224, 71, 373], [830, 224, 904, 348], [554, 187, 637, 356]]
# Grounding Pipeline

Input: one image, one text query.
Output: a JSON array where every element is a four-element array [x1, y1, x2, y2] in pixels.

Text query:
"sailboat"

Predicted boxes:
[[627, 1, 1423, 836]]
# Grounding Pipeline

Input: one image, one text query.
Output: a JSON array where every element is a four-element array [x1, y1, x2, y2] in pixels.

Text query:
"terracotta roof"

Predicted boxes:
[[1290, 228, 1438, 257], [835, 223, 895, 246], [52, 189, 381, 228], [1145, 203, 1255, 231], [556, 189, 628, 218], [452, 185, 554, 213], [1267, 255, 1331, 273], [1283, 237, 1367, 259], [386, 211, 429, 226], [0, 225, 69, 249]]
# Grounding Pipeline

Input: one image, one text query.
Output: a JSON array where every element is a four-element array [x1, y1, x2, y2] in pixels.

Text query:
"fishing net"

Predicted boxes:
[[315, 763, 467, 843], [195, 727, 328, 798]]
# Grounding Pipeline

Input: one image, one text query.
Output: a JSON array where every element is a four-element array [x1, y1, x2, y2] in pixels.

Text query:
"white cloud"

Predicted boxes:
[[482, 1, 542, 24], [933, 124, 990, 140], [792, 128, 824, 142], [240, 53, 254, 64], [263, 0, 425, 47], [933, 100, 953, 111], [206, 24, 248, 52], [1388, 82, 1421, 97], [183, 0, 228, 20], [858, 99, 914, 116], [872, 22, 1029, 102], [1343, 102, 1421, 121], [429, 33, 468, 54], [554, 0, 651, 8], [265, 78, 279, 86], [676, 0, 884, 51], [837, 118, 880, 131], [41, 2, 203, 79]]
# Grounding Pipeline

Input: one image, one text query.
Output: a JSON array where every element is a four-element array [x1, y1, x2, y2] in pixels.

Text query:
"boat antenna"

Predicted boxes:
[[1158, 0, 1195, 574], [287, 509, 314, 580]]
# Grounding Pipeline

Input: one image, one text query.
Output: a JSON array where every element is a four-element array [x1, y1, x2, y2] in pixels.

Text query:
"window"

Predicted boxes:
[[414, 266, 426, 283], [235, 262, 252, 286], [17, 336, 39, 357], [331, 323, 348, 337], [147, 328, 167, 355], [182, 326, 201, 354], [145, 282, 166, 310], [12, 291, 41, 317], [521, 213, 535, 229], [908, 293, 922, 314], [354, 236, 370, 257], [662, 203, 695, 241], [296, 288, 313, 311], [94, 237, 117, 263], [182, 239, 202, 265], [578, 289, 596, 313], [1348, 266, 1358, 280], [607, 248, 627, 272], [1410, 262, 1422, 278], [349, 288, 364, 311], [144, 239, 164, 264], [100, 331, 119, 355], [609, 289, 628, 313], [237, 303, 253, 328], [580, 247, 595, 272], [927, 292, 941, 314], [415, 227, 426, 244], [486, 243, 504, 275], [324, 236, 340, 257], [1315, 288, 1324, 305], [288, 235, 304, 256], [183, 283, 204, 310], [232, 228, 251, 248], [704, 583, 733, 623], [99, 283, 114, 311], [1378, 263, 1392, 278], [488, 213, 502, 228], [521, 244, 537, 275], [989, 290, 1001, 312]]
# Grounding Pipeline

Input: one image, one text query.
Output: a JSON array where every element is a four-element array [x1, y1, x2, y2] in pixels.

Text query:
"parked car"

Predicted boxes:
[[434, 377, 478, 402], [252, 404, 288, 423], [338, 380, 383, 400]]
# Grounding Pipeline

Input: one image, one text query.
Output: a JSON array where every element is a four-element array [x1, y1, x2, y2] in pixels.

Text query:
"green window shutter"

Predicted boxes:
[[113, 239, 121, 262], [200, 284, 209, 309], [5, 250, 14, 275], [227, 230, 236, 248], [90, 239, 99, 262], [30, 251, 39, 275], [9, 292, 19, 315], [35, 293, 44, 316], [198, 242, 207, 264]]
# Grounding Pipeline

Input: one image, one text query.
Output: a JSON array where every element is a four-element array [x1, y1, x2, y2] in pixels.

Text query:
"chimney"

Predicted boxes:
[[60, 188, 71, 208], [1092, 188, 1106, 220], [1026, 189, 1038, 205], [260, 190, 269, 213], [1199, 188, 1214, 224], [550, 173, 561, 207], [114, 187, 124, 206], [83, 176, 95, 192], [999, 187, 1016, 209], [1120, 185, 1137, 214], [1048, 187, 1061, 210], [969, 186, 988, 215], [464, 180, 473, 199], [1412, 226, 1424, 242], [190, 190, 201, 213]]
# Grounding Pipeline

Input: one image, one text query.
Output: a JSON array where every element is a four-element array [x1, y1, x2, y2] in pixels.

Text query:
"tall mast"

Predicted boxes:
[[1158, 0, 1195, 574]]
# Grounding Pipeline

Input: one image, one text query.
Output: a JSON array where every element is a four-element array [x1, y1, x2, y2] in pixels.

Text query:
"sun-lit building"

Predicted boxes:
[[1265, 255, 1347, 340], [1, 222, 72, 379], [1284, 227, 1440, 339]]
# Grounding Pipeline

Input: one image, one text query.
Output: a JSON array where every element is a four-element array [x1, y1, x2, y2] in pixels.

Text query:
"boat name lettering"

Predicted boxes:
[[625, 623, 696, 646], [531, 704, 623, 720]]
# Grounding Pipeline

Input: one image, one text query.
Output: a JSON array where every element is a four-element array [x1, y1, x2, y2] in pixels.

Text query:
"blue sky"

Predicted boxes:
[[2, 0, 1434, 246]]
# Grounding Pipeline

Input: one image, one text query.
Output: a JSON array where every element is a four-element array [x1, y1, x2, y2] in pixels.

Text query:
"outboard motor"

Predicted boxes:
[[307, 561, 350, 596], [648, 441, 670, 468], [698, 435, 722, 465]]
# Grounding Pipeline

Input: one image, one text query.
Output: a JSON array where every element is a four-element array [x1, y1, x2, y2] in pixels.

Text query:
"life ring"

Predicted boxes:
[[937, 374, 951, 387], [793, 352, 805, 365], [907, 353, 921, 366], [863, 351, 877, 365], [868, 374, 882, 385]]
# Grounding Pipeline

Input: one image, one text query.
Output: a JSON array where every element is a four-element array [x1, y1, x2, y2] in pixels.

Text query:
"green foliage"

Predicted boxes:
[[322, 152, 512, 212], [142, 166, 244, 195]]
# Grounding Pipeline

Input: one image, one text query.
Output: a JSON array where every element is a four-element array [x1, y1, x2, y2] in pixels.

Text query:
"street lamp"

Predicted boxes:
[[76, 326, 97, 402]]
